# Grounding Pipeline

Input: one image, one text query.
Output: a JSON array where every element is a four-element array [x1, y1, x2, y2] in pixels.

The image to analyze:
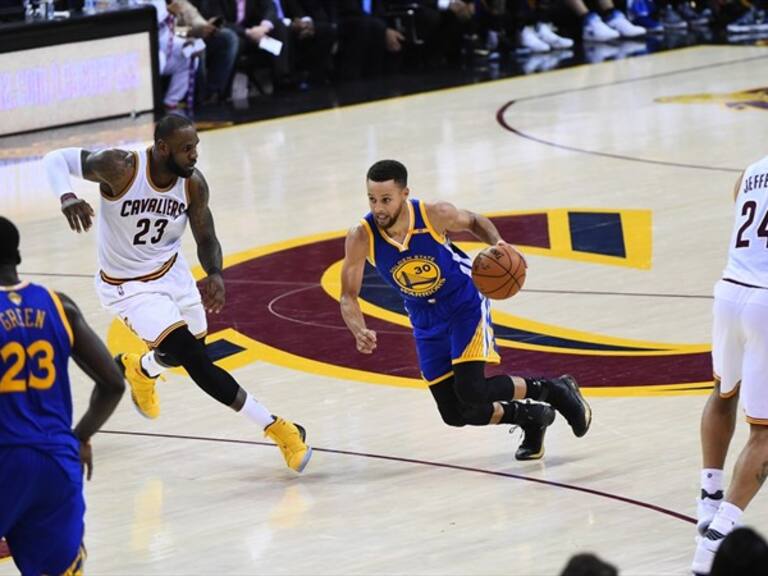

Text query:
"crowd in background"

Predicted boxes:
[[135, 0, 768, 109]]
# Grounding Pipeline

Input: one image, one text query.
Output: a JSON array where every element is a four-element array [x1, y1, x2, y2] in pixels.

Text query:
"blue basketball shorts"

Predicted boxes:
[[0, 445, 85, 576], [408, 295, 500, 384]]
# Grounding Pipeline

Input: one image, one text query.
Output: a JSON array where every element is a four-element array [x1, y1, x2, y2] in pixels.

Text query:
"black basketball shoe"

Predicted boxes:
[[511, 400, 556, 461], [546, 375, 592, 438]]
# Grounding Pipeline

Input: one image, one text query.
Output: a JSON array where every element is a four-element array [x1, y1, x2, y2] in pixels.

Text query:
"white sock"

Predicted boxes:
[[240, 394, 276, 428], [141, 351, 167, 378], [708, 501, 743, 537], [701, 468, 724, 497]]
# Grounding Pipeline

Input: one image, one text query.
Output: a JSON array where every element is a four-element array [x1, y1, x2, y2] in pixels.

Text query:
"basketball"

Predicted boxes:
[[471, 244, 527, 300]]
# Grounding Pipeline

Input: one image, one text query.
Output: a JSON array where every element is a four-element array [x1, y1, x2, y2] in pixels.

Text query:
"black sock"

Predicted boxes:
[[524, 377, 552, 401], [500, 402, 519, 424]]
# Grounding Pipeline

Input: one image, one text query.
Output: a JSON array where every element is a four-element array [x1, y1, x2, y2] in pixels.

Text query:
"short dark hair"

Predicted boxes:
[[560, 553, 618, 576], [367, 160, 407, 188], [711, 527, 768, 576], [154, 114, 195, 143], [0, 216, 21, 266]]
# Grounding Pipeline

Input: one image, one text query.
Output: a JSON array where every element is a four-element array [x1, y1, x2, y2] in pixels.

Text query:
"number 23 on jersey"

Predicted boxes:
[[0, 339, 56, 393]]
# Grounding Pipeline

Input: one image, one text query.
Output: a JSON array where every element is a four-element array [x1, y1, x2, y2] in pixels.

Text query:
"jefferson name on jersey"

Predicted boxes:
[[119, 197, 186, 219], [742, 171, 768, 193]]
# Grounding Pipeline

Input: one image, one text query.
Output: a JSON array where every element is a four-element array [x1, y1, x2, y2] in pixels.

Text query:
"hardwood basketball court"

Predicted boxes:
[[2, 44, 767, 575]]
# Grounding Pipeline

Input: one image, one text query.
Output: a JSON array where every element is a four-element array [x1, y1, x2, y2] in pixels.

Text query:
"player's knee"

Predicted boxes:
[[452, 362, 487, 405], [155, 349, 182, 367], [430, 379, 466, 427], [156, 326, 207, 366], [457, 403, 489, 426], [437, 408, 466, 427], [454, 378, 485, 406]]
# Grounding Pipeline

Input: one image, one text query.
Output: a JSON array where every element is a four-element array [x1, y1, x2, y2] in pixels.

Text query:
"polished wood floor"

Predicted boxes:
[[2, 45, 768, 575]]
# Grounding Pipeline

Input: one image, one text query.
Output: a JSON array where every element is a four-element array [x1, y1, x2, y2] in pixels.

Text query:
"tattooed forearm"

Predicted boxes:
[[756, 461, 768, 485]]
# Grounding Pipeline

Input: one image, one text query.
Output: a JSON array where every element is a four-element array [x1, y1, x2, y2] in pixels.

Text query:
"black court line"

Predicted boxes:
[[100, 429, 696, 526], [496, 53, 768, 173], [19, 270, 713, 300]]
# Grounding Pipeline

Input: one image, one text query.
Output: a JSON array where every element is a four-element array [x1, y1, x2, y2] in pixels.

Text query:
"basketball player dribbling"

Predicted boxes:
[[43, 115, 311, 473], [339, 160, 592, 459], [692, 159, 768, 574]]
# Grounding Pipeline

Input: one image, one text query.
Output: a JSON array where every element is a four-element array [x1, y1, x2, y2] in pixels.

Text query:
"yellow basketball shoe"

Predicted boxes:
[[264, 417, 312, 473], [115, 353, 160, 419]]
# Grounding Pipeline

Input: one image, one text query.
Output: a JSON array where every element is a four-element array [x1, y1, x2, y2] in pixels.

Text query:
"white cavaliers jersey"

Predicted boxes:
[[722, 155, 768, 289], [97, 147, 189, 284]]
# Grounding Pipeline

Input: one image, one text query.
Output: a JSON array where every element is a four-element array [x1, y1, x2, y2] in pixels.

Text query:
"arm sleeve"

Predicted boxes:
[[43, 148, 84, 198]]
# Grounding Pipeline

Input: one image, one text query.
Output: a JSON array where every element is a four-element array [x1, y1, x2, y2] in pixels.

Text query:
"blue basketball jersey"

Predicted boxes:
[[362, 198, 479, 311], [0, 282, 77, 459]]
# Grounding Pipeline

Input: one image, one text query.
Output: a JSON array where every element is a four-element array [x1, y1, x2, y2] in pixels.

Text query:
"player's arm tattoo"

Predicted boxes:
[[188, 170, 223, 275], [81, 149, 136, 197], [757, 460, 768, 486]]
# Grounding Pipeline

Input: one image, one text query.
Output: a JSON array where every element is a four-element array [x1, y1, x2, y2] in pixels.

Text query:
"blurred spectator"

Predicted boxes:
[[515, 0, 573, 52], [413, 0, 475, 64], [147, 0, 205, 109], [201, 0, 293, 88], [172, 0, 241, 102], [628, 0, 711, 32], [721, 2, 768, 34], [560, 553, 619, 576], [562, 0, 646, 41], [336, 0, 405, 80], [626, 0, 663, 32], [709, 527, 768, 576], [278, 0, 337, 85]]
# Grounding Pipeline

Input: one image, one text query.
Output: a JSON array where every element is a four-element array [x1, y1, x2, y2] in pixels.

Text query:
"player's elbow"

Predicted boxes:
[[339, 291, 354, 307], [104, 376, 126, 399]]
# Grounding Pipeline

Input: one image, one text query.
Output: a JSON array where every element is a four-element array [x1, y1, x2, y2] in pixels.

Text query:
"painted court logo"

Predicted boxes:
[[656, 87, 768, 111], [107, 209, 714, 397]]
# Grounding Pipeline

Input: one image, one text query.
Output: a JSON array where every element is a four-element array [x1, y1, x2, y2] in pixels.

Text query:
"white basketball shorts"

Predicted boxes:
[[712, 279, 768, 425], [95, 252, 207, 348]]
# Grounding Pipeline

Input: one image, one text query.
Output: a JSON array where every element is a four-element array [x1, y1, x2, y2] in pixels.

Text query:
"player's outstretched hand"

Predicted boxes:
[[61, 193, 95, 233], [200, 272, 225, 313], [355, 328, 377, 354], [80, 441, 93, 481], [496, 240, 527, 268]]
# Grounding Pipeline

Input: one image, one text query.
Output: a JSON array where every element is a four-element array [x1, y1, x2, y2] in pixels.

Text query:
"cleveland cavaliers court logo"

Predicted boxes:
[[107, 209, 713, 397], [656, 87, 768, 111]]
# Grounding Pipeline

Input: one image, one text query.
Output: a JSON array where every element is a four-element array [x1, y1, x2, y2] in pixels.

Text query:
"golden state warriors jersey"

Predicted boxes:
[[362, 199, 479, 310], [0, 282, 77, 457]]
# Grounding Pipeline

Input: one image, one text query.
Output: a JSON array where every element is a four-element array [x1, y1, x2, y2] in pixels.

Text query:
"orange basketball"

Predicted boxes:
[[471, 244, 527, 300]]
